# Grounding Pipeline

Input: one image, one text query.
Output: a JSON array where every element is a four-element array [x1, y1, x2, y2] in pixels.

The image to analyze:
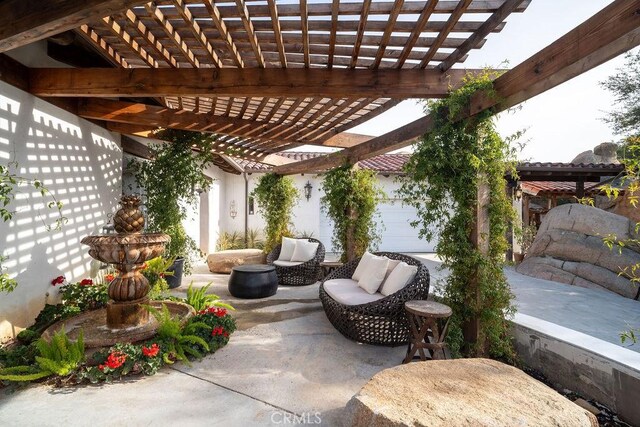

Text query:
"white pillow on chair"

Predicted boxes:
[[291, 239, 319, 262], [358, 256, 389, 294], [352, 251, 374, 282], [277, 237, 297, 261], [380, 262, 418, 296]]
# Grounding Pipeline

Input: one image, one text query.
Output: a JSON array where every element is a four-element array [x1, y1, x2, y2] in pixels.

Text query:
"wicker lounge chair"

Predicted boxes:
[[267, 237, 325, 286], [319, 252, 430, 346]]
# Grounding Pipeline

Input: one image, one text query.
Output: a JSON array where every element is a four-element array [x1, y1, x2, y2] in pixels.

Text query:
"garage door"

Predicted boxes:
[[319, 199, 437, 253]]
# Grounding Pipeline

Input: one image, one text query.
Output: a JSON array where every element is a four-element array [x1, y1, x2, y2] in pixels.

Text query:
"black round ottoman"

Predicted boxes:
[[228, 264, 278, 299]]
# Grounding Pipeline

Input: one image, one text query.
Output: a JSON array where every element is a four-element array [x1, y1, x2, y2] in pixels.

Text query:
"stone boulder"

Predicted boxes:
[[346, 358, 597, 427], [517, 204, 640, 299], [207, 249, 266, 274]]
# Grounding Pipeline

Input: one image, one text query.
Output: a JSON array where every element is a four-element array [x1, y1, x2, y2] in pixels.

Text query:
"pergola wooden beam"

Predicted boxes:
[[29, 68, 480, 98], [0, 0, 147, 53], [275, 0, 640, 175], [77, 98, 306, 144]]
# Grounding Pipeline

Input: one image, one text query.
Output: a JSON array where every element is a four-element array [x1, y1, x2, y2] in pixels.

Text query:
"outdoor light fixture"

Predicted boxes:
[[230, 200, 238, 219], [304, 181, 313, 201], [514, 183, 523, 201]]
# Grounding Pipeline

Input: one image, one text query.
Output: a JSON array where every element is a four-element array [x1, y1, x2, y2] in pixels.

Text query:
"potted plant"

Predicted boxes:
[[130, 129, 217, 287]]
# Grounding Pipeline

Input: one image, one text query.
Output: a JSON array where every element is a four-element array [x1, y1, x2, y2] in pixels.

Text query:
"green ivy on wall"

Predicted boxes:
[[130, 129, 217, 274], [251, 173, 299, 254], [321, 164, 385, 262], [398, 70, 519, 359]]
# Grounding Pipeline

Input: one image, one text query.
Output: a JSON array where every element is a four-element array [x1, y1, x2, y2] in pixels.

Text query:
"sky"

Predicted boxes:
[[299, 0, 633, 162]]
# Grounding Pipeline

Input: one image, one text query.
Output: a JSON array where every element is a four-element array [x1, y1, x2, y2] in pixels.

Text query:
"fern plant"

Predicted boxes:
[[146, 304, 210, 365], [185, 282, 235, 312], [0, 329, 84, 381]]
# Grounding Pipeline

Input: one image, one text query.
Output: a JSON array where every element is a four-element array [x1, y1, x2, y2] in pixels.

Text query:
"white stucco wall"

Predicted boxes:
[[0, 81, 122, 341]]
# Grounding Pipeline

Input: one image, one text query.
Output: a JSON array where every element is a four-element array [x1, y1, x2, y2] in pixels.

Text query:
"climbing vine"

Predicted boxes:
[[398, 70, 518, 359], [251, 173, 299, 254], [130, 129, 217, 274], [321, 164, 385, 262]]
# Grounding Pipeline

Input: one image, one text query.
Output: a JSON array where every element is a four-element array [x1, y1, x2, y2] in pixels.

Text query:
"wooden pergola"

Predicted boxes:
[[0, 0, 638, 345], [0, 1, 635, 170]]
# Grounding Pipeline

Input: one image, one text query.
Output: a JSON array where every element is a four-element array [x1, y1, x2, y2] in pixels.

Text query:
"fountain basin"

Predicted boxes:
[[81, 233, 170, 266], [42, 301, 195, 348]]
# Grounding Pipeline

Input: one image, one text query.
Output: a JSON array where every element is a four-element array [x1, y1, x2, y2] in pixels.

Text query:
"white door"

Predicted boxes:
[[318, 199, 437, 253]]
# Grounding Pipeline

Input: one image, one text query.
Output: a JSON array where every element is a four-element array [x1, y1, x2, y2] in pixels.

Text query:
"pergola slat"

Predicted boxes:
[[266, 0, 287, 68], [235, 0, 265, 68], [350, 0, 372, 68], [101, 16, 158, 68], [327, 0, 340, 68], [395, 0, 439, 68], [373, 0, 404, 68]]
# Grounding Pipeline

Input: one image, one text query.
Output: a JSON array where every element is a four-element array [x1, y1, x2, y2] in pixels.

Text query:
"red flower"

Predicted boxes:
[[142, 343, 160, 357], [197, 307, 227, 317], [140, 263, 148, 270], [104, 351, 127, 369], [51, 276, 65, 286], [104, 274, 115, 282], [211, 326, 229, 338], [79, 278, 93, 286], [159, 273, 165, 278]]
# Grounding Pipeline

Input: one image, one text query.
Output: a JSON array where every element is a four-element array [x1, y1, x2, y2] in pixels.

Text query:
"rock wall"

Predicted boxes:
[[517, 204, 640, 299]]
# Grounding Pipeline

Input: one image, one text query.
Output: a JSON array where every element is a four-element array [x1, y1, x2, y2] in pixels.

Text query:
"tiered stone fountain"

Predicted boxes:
[[44, 196, 193, 348]]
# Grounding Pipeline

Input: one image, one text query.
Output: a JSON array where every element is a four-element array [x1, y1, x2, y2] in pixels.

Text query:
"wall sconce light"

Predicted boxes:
[[304, 181, 313, 201], [514, 183, 523, 201], [230, 200, 238, 219]]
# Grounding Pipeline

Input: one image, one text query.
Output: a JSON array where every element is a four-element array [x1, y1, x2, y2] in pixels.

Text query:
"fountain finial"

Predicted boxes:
[[113, 195, 145, 233]]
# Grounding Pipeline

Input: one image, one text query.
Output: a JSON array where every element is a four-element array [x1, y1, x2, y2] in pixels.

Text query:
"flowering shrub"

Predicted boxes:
[[189, 307, 237, 354], [81, 342, 163, 383], [58, 277, 108, 312]]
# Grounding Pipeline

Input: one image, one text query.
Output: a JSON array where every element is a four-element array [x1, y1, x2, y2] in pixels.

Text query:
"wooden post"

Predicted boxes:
[[576, 180, 585, 199], [463, 177, 491, 353], [522, 195, 530, 226]]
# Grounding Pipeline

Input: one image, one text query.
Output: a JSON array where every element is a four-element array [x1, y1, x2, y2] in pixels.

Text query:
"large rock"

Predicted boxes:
[[206, 249, 265, 274], [346, 358, 597, 427], [517, 204, 640, 299]]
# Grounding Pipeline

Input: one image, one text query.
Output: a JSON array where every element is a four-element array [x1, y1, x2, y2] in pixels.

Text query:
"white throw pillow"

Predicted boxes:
[[383, 259, 401, 282], [380, 262, 418, 296], [352, 251, 375, 282], [291, 239, 320, 262], [358, 256, 389, 294], [278, 237, 297, 261]]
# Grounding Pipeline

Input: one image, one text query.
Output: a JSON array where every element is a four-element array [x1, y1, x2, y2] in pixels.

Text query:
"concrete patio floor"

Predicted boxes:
[[1, 255, 640, 426]]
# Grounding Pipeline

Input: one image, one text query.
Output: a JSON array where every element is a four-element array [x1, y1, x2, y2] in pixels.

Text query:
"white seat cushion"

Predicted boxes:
[[352, 251, 374, 282], [291, 240, 319, 262], [323, 279, 385, 306], [278, 237, 297, 261], [358, 255, 389, 294], [273, 260, 304, 267], [380, 262, 418, 296]]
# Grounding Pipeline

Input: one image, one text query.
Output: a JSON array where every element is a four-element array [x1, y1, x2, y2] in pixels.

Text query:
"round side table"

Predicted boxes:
[[228, 264, 278, 299], [403, 300, 452, 364]]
